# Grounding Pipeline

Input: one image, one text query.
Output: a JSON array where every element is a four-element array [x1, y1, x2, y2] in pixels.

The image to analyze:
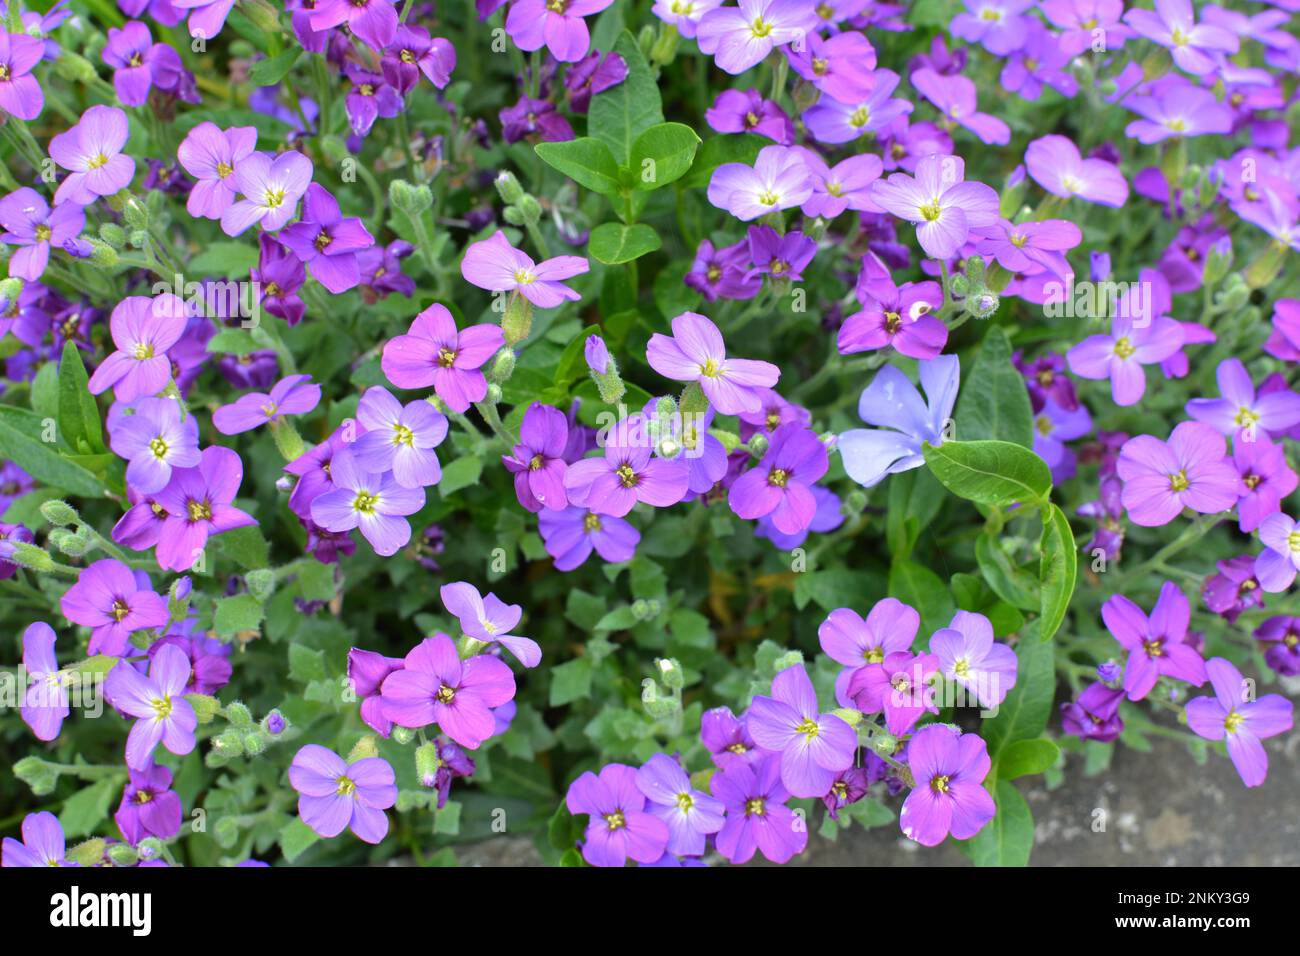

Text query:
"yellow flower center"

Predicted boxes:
[[87, 153, 110, 170], [149, 437, 169, 460], [152, 696, 173, 719], [768, 468, 789, 488], [604, 810, 625, 830], [216, 161, 233, 178], [187, 498, 213, 522], [1112, 336, 1136, 359], [1143, 638, 1164, 658], [437, 347, 457, 368], [676, 792, 694, 812], [616, 463, 638, 488], [744, 797, 766, 817], [750, 16, 771, 37], [583, 512, 602, 533], [111, 598, 131, 622], [393, 424, 415, 446], [353, 490, 379, 515], [134, 342, 155, 360], [35, 224, 52, 242], [264, 188, 286, 209], [1223, 710, 1244, 734], [1168, 471, 1189, 492], [930, 774, 951, 793], [336, 776, 356, 796], [849, 106, 870, 128], [436, 684, 456, 703], [919, 200, 942, 222]]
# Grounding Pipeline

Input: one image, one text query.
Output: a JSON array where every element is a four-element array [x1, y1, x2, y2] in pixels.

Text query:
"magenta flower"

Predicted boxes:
[[1102, 582, 1207, 700], [343, 64, 402, 137], [701, 705, 760, 770], [974, 218, 1081, 275], [635, 754, 725, 858], [819, 598, 920, 706], [745, 226, 815, 281], [1203, 555, 1266, 624], [461, 230, 589, 308], [115, 762, 182, 845], [898, 725, 996, 847], [950, 0, 1034, 55], [728, 424, 828, 535], [505, 0, 613, 62], [838, 278, 945, 359], [711, 753, 807, 864], [1066, 306, 1185, 407], [104, 644, 198, 770], [1041, 0, 1132, 56], [348, 647, 406, 737], [381, 24, 456, 93], [930, 610, 1018, 709], [109, 397, 201, 494], [278, 184, 375, 293], [102, 20, 187, 107], [213, 373, 322, 435], [1061, 681, 1125, 742], [379, 633, 516, 748], [60, 558, 168, 657], [0, 30, 44, 120], [566, 762, 670, 866], [20, 622, 69, 742], [1, 812, 73, 867], [803, 68, 913, 144], [381, 303, 505, 412], [696, 0, 816, 75], [221, 149, 314, 236], [565, 416, 690, 517], [176, 122, 257, 220], [646, 311, 780, 415], [799, 151, 882, 219], [1186, 359, 1300, 442], [441, 581, 541, 668], [785, 29, 877, 104], [290, 745, 397, 844], [1116, 422, 1240, 527], [999, 20, 1079, 100], [538, 505, 639, 570], [50, 105, 136, 205], [1186, 658, 1292, 787], [911, 68, 1010, 146], [86, 294, 186, 403], [172, 0, 236, 40], [502, 402, 570, 511], [153, 446, 257, 572], [0, 187, 85, 281], [1124, 0, 1239, 75], [310, 448, 425, 556], [310, 0, 398, 50], [871, 154, 999, 259], [746, 663, 856, 798], [1234, 437, 1298, 534], [848, 650, 941, 735], [1025, 134, 1129, 207], [705, 88, 794, 144], [1255, 617, 1300, 677], [707, 145, 813, 221], [353, 385, 448, 489], [1124, 81, 1234, 143]]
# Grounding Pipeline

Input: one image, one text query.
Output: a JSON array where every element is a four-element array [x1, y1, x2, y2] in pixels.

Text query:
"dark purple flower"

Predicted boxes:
[[705, 88, 793, 144], [538, 505, 639, 570], [499, 95, 574, 144], [115, 762, 182, 845], [565, 49, 626, 114], [278, 184, 375, 293], [1255, 617, 1300, 677], [502, 402, 570, 512], [729, 424, 828, 536], [1203, 555, 1265, 624]]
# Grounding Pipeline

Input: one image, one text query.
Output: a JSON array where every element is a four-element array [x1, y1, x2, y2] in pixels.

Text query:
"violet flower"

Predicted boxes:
[[566, 763, 670, 866], [565, 416, 690, 516], [1102, 582, 1207, 699], [440, 581, 541, 668], [382, 24, 455, 93], [461, 230, 589, 308], [1233, 435, 1297, 533], [684, 238, 761, 301], [747, 663, 856, 798], [1, 812, 73, 867], [728, 424, 828, 535], [1061, 681, 1124, 742], [705, 88, 793, 144], [1185, 657, 1292, 787], [310, 0, 398, 50], [1024, 135, 1129, 207], [785, 29, 877, 104], [847, 650, 941, 735], [109, 396, 202, 494], [381, 303, 505, 413], [278, 183, 375, 293], [153, 446, 258, 572], [696, 0, 816, 75], [1124, 0, 1239, 75], [60, 558, 169, 657], [707, 145, 813, 221], [505, 0, 613, 62], [899, 725, 996, 847], [309, 448, 425, 556], [837, 278, 945, 359], [701, 705, 760, 770], [1124, 81, 1234, 143], [289, 744, 397, 843], [1115, 422, 1242, 527], [538, 505, 639, 570], [930, 610, 1018, 709], [635, 754, 725, 857], [50, 105, 136, 205], [1066, 303, 1185, 407], [711, 754, 807, 864], [564, 49, 627, 113], [803, 69, 913, 144], [213, 373, 321, 435], [911, 68, 1010, 146], [1202, 555, 1265, 624], [115, 762, 182, 845], [1255, 617, 1300, 676], [870, 154, 999, 259], [221, 149, 314, 237], [819, 598, 919, 706], [102, 20, 188, 107], [20, 622, 69, 742], [104, 644, 198, 770], [745, 226, 816, 282], [646, 311, 780, 415], [502, 402, 570, 511]]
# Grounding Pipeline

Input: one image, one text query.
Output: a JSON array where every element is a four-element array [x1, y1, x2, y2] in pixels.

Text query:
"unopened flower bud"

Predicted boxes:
[[872, 732, 898, 756], [487, 347, 516, 384], [262, 710, 287, 736], [391, 725, 416, 745], [390, 179, 433, 217], [225, 701, 253, 727], [747, 433, 769, 459], [502, 293, 533, 346], [494, 170, 526, 206], [9, 542, 54, 572], [39, 499, 80, 527], [415, 741, 442, 787], [657, 657, 684, 690], [89, 239, 120, 268]]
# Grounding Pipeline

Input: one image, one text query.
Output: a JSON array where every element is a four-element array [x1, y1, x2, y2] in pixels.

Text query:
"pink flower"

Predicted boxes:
[[86, 294, 188, 403], [1116, 422, 1239, 528], [381, 304, 505, 413], [645, 311, 780, 415], [870, 154, 999, 259], [460, 230, 589, 308]]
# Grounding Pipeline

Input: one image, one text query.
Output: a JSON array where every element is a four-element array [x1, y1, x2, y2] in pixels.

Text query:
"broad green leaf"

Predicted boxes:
[[981, 631, 1055, 754], [439, 455, 483, 496], [214, 593, 264, 635], [289, 643, 326, 682], [549, 657, 593, 706], [207, 329, 261, 356], [969, 779, 1034, 866], [629, 122, 701, 190], [923, 440, 1052, 507], [188, 242, 258, 276], [588, 31, 663, 164], [60, 777, 121, 839], [589, 222, 661, 264], [1038, 503, 1078, 642], [30, 362, 58, 421], [886, 467, 944, 557], [216, 524, 270, 570], [57, 342, 105, 454], [279, 817, 320, 863], [534, 137, 624, 198], [248, 48, 303, 86], [0, 405, 106, 498], [888, 558, 955, 635], [955, 325, 1034, 447], [997, 737, 1060, 780], [975, 534, 1039, 611]]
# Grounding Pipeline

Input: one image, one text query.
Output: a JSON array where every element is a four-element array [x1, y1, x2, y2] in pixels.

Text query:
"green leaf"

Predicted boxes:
[[1038, 503, 1078, 642], [923, 440, 1052, 507], [0, 406, 106, 498], [30, 361, 58, 421], [975, 534, 1039, 611], [969, 780, 1034, 866], [997, 737, 1061, 780], [59, 777, 120, 839], [214, 594, 264, 635], [682, 133, 767, 189], [57, 342, 105, 454], [629, 122, 701, 190], [248, 48, 303, 87], [215, 524, 270, 570], [981, 632, 1055, 754], [588, 222, 661, 264], [439, 455, 483, 496], [289, 642, 326, 682], [279, 816, 320, 863], [207, 329, 261, 356], [549, 657, 593, 706], [534, 137, 624, 198], [588, 30, 663, 164], [954, 326, 1034, 447], [888, 558, 955, 635], [886, 467, 943, 557], [188, 241, 258, 276]]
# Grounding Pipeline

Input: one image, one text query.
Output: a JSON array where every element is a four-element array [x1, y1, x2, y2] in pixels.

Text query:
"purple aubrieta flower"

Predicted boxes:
[[707, 145, 814, 221], [60, 558, 169, 657], [502, 402, 570, 511], [643, 400, 729, 496], [0, 523, 34, 580], [1024, 135, 1129, 207], [705, 88, 794, 144], [1, 812, 74, 867], [746, 663, 856, 798], [848, 650, 941, 735], [1232, 433, 1298, 533], [701, 704, 760, 770], [353, 385, 449, 489], [104, 644, 198, 770], [461, 230, 589, 308], [343, 64, 402, 138], [115, 761, 182, 845], [172, 0, 236, 41], [584, 336, 609, 375], [220, 149, 314, 237], [289, 745, 398, 844], [729, 424, 829, 535], [499, 95, 575, 143], [153, 445, 257, 572], [635, 754, 726, 857], [565, 416, 691, 516], [310, 447, 426, 556], [382, 24, 456, 93], [102, 20, 187, 107], [786, 30, 877, 105], [711, 753, 807, 864], [379, 633, 516, 749], [1124, 80, 1234, 143], [1202, 555, 1265, 624], [870, 154, 999, 260], [278, 184, 375, 293], [1185, 359, 1300, 442], [1066, 302, 1185, 407], [803, 68, 913, 145], [0, 30, 44, 121], [87, 294, 187, 403], [566, 762, 670, 867], [930, 610, 1018, 709], [381, 303, 505, 413], [651, 0, 722, 37], [109, 397, 202, 494], [1123, 0, 1239, 76], [838, 355, 959, 489], [898, 725, 996, 847], [1115, 422, 1239, 527], [310, 0, 398, 50], [1034, 398, 1093, 484], [755, 481, 842, 549], [50, 105, 136, 206], [1041, 0, 1132, 56], [950, 0, 1034, 55], [646, 311, 780, 415], [1061, 681, 1125, 742], [505, 0, 613, 62], [564, 48, 628, 114], [176, 122, 257, 221], [538, 505, 639, 570], [684, 238, 761, 301], [1255, 617, 1300, 677], [1254, 512, 1300, 593], [20, 622, 69, 742], [819, 598, 920, 706], [440, 581, 541, 668], [745, 226, 816, 282], [1102, 582, 1208, 700], [696, 0, 817, 75], [1185, 658, 1292, 788], [0, 187, 85, 281], [975, 218, 1082, 275], [213, 373, 322, 435], [837, 278, 945, 360], [911, 68, 1010, 146], [998, 20, 1079, 101], [252, 232, 307, 325], [798, 151, 882, 220], [348, 647, 406, 737]]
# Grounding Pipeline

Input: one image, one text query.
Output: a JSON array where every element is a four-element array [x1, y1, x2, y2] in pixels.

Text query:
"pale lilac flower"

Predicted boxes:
[[49, 105, 136, 205], [0, 187, 85, 280], [213, 373, 322, 435], [930, 611, 1018, 709], [1025, 135, 1129, 207], [1124, 0, 1239, 75], [20, 622, 69, 742], [911, 68, 1010, 145], [1116, 422, 1239, 527], [696, 0, 817, 75], [290, 744, 397, 843], [104, 644, 198, 770], [172, 0, 236, 41], [505, 0, 613, 63], [803, 69, 912, 144], [87, 294, 187, 403], [635, 754, 725, 857], [1124, 81, 1234, 143], [1186, 658, 1293, 788], [799, 151, 882, 219], [975, 218, 1082, 274], [647, 311, 780, 415], [1066, 305, 1185, 407], [381, 304, 505, 412], [785, 29, 877, 104], [109, 397, 202, 494], [819, 598, 920, 707], [707, 144, 813, 221], [441, 581, 541, 668], [950, 0, 1034, 55], [1, 813, 73, 867], [651, 0, 722, 37], [310, 448, 426, 556], [0, 30, 44, 120], [564, 416, 690, 516], [1254, 512, 1300, 593], [1102, 582, 1207, 700], [747, 663, 856, 798], [460, 230, 589, 308], [538, 506, 639, 570], [354, 385, 448, 489], [176, 122, 257, 220], [1041, 0, 1132, 56], [221, 149, 314, 236], [1234, 435, 1297, 534], [870, 154, 999, 259], [1185, 358, 1300, 441]]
